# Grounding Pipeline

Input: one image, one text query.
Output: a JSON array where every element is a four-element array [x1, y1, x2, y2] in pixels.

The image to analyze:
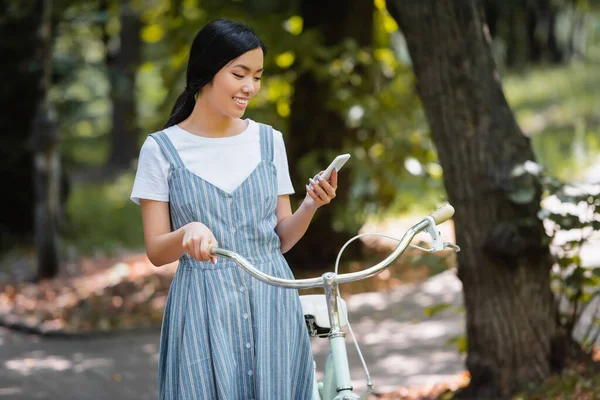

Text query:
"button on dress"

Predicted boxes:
[[150, 124, 314, 399]]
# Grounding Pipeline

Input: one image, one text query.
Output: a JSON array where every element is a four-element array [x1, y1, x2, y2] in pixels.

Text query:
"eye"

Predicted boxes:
[[232, 73, 243, 79], [254, 77, 262, 82]]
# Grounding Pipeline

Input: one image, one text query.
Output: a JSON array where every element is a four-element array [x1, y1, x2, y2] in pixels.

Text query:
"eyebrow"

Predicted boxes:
[[232, 64, 264, 73]]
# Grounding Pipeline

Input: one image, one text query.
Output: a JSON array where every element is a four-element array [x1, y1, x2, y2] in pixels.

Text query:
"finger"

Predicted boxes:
[[308, 177, 326, 197], [306, 187, 321, 203], [185, 237, 198, 260], [309, 182, 329, 203], [182, 238, 191, 257], [329, 169, 338, 189], [209, 238, 218, 264], [315, 175, 336, 198], [193, 238, 203, 261], [200, 238, 210, 261]]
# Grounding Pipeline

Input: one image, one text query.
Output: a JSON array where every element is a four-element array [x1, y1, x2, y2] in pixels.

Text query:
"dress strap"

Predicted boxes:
[[258, 123, 274, 163], [149, 131, 185, 169]]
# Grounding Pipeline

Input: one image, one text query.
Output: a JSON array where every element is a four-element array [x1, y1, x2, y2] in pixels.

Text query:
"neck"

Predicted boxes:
[[179, 96, 243, 138]]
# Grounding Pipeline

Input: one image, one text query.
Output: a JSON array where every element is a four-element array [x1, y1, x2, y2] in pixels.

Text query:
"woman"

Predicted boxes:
[[130, 18, 338, 399]]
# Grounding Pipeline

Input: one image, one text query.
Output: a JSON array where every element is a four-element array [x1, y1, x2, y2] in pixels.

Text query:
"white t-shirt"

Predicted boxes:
[[130, 119, 295, 205]]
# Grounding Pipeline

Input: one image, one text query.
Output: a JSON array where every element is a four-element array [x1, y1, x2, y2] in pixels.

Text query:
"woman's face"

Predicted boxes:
[[203, 47, 264, 119]]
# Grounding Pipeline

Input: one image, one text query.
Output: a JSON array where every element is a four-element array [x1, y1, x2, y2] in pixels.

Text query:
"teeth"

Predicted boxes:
[[233, 98, 248, 104]]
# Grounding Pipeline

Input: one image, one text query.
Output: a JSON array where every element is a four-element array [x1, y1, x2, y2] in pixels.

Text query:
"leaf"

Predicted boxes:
[[446, 335, 468, 354], [565, 267, 586, 287], [424, 302, 455, 317], [275, 52, 295, 69], [508, 187, 536, 204], [283, 16, 303, 36], [141, 24, 164, 43], [558, 255, 582, 268]]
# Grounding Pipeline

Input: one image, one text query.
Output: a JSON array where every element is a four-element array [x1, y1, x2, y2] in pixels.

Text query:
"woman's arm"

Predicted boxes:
[[275, 170, 338, 253], [140, 199, 218, 266], [140, 200, 186, 266]]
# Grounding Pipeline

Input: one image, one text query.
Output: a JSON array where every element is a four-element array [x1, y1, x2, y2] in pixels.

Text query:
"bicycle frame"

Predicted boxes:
[[210, 204, 457, 400]]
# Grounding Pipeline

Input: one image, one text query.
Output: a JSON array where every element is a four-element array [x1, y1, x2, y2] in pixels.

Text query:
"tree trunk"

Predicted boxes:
[[284, 0, 373, 269], [527, 0, 564, 64], [106, 1, 142, 172], [31, 0, 60, 279], [526, 2, 543, 64], [505, 7, 520, 68], [546, 6, 563, 64], [386, 1, 572, 397], [0, 1, 42, 250]]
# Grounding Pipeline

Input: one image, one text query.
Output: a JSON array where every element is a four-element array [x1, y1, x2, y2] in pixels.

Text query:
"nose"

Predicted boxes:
[[242, 84, 253, 95]]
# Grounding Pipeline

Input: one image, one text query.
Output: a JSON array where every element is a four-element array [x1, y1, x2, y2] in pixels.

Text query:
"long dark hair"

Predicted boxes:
[[163, 19, 267, 129]]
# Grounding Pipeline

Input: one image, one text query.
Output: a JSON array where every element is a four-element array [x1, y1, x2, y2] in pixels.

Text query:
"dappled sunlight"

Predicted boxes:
[[312, 271, 466, 393], [4, 351, 113, 375], [378, 354, 427, 374], [348, 291, 391, 312], [6, 355, 72, 374], [0, 331, 160, 398], [0, 387, 23, 396]]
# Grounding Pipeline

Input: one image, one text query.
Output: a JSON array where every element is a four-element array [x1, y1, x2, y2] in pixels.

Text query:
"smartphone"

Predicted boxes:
[[320, 154, 351, 181]]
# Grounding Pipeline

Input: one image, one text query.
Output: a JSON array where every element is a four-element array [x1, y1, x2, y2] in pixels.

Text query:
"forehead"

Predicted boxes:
[[227, 47, 264, 69]]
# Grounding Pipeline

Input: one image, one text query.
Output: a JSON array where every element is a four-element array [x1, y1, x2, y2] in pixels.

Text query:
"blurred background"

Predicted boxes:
[[0, 0, 599, 399]]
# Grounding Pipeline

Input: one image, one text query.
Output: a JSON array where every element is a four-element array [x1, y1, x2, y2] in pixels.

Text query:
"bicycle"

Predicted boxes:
[[210, 203, 460, 400]]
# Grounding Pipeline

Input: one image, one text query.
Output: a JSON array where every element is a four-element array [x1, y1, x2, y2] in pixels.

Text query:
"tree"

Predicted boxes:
[[385, 0, 587, 397], [104, 0, 142, 172], [31, 0, 61, 279], [285, 0, 374, 268], [0, 0, 64, 281], [0, 1, 41, 251]]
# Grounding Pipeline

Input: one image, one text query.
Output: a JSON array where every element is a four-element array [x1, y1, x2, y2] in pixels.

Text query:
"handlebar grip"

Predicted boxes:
[[429, 203, 455, 225]]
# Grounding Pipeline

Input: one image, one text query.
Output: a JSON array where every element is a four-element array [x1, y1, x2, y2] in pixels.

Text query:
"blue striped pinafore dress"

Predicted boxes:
[[150, 124, 314, 399]]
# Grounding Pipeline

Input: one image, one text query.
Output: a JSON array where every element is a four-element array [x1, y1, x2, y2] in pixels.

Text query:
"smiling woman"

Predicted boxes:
[[129, 18, 339, 400]]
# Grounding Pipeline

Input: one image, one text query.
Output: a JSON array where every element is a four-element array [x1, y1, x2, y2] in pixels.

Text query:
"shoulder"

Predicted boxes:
[[249, 119, 285, 143], [140, 133, 161, 153], [143, 126, 181, 150], [139, 130, 175, 163]]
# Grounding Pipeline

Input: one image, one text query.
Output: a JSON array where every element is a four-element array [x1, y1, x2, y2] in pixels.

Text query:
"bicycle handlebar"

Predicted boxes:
[[209, 204, 455, 290], [428, 203, 455, 225]]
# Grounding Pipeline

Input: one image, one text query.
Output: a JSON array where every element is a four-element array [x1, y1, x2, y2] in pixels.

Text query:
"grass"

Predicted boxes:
[[63, 171, 145, 256], [504, 62, 600, 127], [503, 62, 600, 182]]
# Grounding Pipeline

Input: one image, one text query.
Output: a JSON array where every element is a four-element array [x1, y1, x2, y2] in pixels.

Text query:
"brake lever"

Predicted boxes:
[[423, 216, 460, 253], [424, 216, 444, 251], [443, 242, 461, 252]]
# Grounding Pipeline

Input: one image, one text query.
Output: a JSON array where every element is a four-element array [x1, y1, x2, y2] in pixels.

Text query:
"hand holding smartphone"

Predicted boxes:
[[305, 153, 350, 208], [320, 154, 350, 181]]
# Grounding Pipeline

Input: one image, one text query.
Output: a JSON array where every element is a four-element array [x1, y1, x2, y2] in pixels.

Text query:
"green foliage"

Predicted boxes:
[[39, 1, 599, 256], [445, 335, 468, 355], [63, 172, 145, 255], [513, 368, 600, 399], [539, 176, 600, 349], [503, 62, 600, 182], [424, 302, 464, 317]]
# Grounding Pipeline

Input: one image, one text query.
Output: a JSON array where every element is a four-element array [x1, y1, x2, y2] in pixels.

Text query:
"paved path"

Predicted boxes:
[[1, 237, 598, 399], [0, 271, 466, 399], [312, 271, 465, 394], [0, 327, 161, 399]]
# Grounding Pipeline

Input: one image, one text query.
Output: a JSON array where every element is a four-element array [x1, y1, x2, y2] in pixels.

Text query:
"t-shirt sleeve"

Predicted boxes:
[[272, 129, 295, 196], [130, 136, 170, 205]]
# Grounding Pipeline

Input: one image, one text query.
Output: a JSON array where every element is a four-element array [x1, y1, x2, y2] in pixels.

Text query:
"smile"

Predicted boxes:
[[233, 97, 249, 105]]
